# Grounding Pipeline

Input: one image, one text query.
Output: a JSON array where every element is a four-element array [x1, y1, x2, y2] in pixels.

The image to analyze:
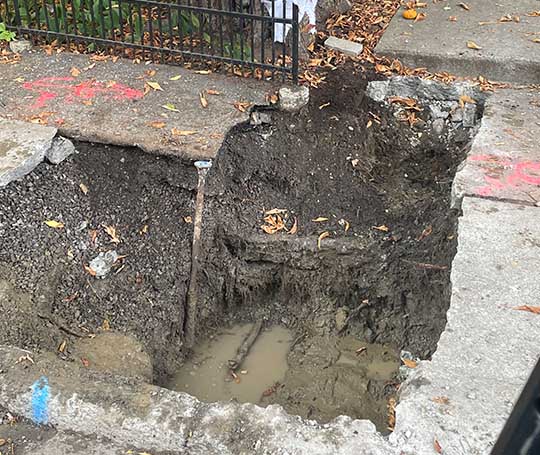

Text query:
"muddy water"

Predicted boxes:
[[169, 324, 293, 403]]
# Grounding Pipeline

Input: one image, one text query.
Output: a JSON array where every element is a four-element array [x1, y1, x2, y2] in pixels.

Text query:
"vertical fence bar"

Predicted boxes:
[[88, 0, 97, 38], [148, 6, 154, 60], [291, 4, 298, 83], [32, 0, 41, 31], [118, 0, 125, 55], [12, 0, 22, 27], [79, 0, 89, 37], [157, 4, 164, 62], [98, 0, 106, 38], [270, 0, 275, 78], [281, 0, 285, 81], [106, 0, 114, 40]]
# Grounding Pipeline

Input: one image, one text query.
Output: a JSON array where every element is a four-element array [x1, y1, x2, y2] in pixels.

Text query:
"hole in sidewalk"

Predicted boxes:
[[0, 66, 479, 433]]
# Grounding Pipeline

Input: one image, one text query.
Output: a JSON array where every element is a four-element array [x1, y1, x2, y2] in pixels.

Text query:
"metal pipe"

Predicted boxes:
[[184, 159, 212, 348]]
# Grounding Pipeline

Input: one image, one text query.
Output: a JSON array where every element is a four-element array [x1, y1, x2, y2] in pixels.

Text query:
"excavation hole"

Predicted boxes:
[[0, 65, 480, 434]]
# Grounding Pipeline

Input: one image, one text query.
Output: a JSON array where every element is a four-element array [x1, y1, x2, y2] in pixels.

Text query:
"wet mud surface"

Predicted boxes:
[[0, 65, 470, 427]]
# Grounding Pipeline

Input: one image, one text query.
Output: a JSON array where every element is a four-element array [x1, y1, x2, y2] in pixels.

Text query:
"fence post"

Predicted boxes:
[[12, 0, 22, 28], [291, 3, 299, 84]]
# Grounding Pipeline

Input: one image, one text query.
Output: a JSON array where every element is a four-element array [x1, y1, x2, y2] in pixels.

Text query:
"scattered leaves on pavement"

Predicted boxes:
[[458, 2, 470, 11], [171, 128, 197, 136], [45, 220, 64, 229], [15, 354, 35, 364], [70, 67, 81, 77], [58, 339, 67, 353], [261, 214, 286, 234], [312, 217, 329, 222], [199, 91, 209, 108], [459, 95, 476, 108], [402, 358, 418, 368], [102, 319, 111, 330], [148, 121, 166, 129], [146, 81, 163, 91], [103, 224, 120, 244], [233, 101, 251, 112], [372, 224, 389, 232], [206, 89, 221, 95], [162, 103, 180, 112], [169, 75, 182, 80]]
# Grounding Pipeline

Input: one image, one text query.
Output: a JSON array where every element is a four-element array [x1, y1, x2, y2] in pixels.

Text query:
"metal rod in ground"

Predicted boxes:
[[184, 160, 212, 348]]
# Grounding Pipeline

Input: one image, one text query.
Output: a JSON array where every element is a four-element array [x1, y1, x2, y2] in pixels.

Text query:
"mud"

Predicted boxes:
[[0, 65, 471, 428]]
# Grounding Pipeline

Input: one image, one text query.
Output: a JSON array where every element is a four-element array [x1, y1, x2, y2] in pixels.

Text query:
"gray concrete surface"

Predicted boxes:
[[452, 88, 540, 207], [0, 119, 56, 187], [376, 0, 540, 84], [0, 51, 272, 160], [324, 36, 364, 57]]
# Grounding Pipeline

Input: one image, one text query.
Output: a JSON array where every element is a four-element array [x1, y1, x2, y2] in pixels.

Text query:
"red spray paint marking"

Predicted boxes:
[[23, 76, 144, 109], [468, 154, 540, 196]]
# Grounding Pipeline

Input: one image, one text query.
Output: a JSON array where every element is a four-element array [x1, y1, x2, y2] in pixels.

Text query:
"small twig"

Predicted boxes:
[[403, 259, 448, 270], [37, 313, 86, 338]]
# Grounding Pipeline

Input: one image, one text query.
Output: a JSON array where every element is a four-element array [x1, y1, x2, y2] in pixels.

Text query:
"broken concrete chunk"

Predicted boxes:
[[9, 39, 32, 54], [89, 250, 119, 278], [278, 86, 310, 113], [46, 136, 76, 165], [324, 36, 364, 57], [0, 119, 57, 188], [335, 307, 349, 332]]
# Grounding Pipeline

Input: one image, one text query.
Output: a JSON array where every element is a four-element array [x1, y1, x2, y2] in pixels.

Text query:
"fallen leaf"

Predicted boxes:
[[312, 217, 329, 222], [184, 216, 193, 223], [387, 397, 396, 431], [372, 225, 389, 232], [70, 67, 81, 77], [145, 69, 156, 77], [467, 41, 482, 50], [415, 12, 427, 21], [103, 225, 120, 244], [140, 224, 148, 235], [79, 183, 89, 195], [102, 319, 111, 330], [532, 38, 540, 43], [194, 70, 212, 74], [146, 81, 163, 91], [339, 218, 350, 232], [527, 11, 540, 17], [81, 357, 90, 367], [432, 396, 450, 405], [318, 231, 330, 249], [89, 229, 98, 244], [58, 340, 67, 353], [82, 100, 93, 106], [355, 346, 367, 355], [319, 102, 330, 109], [417, 225, 433, 240], [162, 103, 180, 112], [206, 89, 221, 95], [84, 264, 97, 276], [434, 438, 442, 454], [234, 101, 252, 113], [459, 95, 477, 108], [459, 2, 470, 10], [366, 119, 373, 128], [171, 128, 197, 136], [514, 305, 540, 314], [448, 15, 457, 21], [169, 75, 182, 81], [286, 217, 298, 235], [199, 91, 208, 108], [0, 438, 5, 446], [403, 358, 417, 368], [45, 220, 64, 229], [148, 121, 166, 129]]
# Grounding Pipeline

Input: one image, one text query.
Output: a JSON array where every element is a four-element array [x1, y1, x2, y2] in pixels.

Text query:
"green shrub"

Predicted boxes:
[[0, 22, 16, 42]]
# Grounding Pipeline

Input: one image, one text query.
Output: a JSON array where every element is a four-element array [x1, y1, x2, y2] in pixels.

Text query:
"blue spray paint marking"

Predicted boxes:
[[31, 376, 50, 425]]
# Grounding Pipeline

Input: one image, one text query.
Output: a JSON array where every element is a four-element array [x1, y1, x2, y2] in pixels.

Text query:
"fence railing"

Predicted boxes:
[[0, 0, 299, 81]]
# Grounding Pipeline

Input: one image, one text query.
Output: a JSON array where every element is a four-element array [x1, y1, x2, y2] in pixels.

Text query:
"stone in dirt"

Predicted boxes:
[[0, 119, 56, 187], [89, 250, 119, 278], [278, 85, 310, 112], [9, 39, 32, 54], [46, 136, 76, 165]]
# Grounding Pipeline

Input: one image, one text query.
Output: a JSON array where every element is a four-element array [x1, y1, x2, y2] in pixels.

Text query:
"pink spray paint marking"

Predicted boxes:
[[23, 76, 144, 109], [468, 154, 540, 197]]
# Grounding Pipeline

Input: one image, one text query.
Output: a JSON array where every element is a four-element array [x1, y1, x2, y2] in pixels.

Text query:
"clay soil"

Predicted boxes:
[[0, 64, 469, 427]]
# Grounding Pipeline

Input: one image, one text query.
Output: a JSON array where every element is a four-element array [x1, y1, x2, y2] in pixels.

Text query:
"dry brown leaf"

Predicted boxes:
[[415, 12, 427, 21], [84, 264, 97, 277], [102, 319, 111, 330], [171, 128, 197, 136], [527, 11, 540, 17], [81, 357, 90, 367], [318, 231, 330, 249], [467, 41, 482, 50], [89, 229, 98, 244], [459, 2, 470, 10], [432, 396, 450, 405], [288, 217, 298, 235], [58, 339, 67, 353], [459, 94, 477, 108], [79, 183, 89, 195], [45, 220, 64, 229], [417, 225, 433, 241], [312, 217, 329, 222], [184, 216, 193, 224], [146, 69, 156, 77], [194, 70, 212, 74], [532, 38, 540, 43], [199, 91, 208, 108], [402, 358, 418, 368], [70, 67, 81, 77], [434, 438, 443, 454], [206, 89, 221, 95], [515, 305, 540, 314], [234, 101, 252, 113], [148, 121, 166, 129], [103, 225, 120, 244], [449, 15, 457, 21], [146, 81, 163, 91], [387, 397, 396, 431], [373, 225, 390, 232]]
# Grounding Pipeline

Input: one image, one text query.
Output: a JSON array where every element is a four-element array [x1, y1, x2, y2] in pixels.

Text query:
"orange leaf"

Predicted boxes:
[[318, 231, 330, 249], [234, 101, 252, 113], [84, 264, 97, 276], [199, 91, 208, 108], [459, 2, 470, 10], [434, 438, 442, 454], [171, 128, 197, 136], [70, 67, 81, 77], [467, 41, 482, 50], [288, 217, 298, 235], [373, 225, 390, 232], [148, 121, 166, 129], [403, 358, 417, 368], [81, 357, 90, 367], [206, 89, 221, 95], [515, 305, 540, 314]]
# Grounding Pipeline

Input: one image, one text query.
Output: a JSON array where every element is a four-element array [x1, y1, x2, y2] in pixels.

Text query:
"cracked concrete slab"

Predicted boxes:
[[452, 88, 540, 208], [391, 197, 540, 454], [0, 51, 273, 160], [376, 0, 540, 84]]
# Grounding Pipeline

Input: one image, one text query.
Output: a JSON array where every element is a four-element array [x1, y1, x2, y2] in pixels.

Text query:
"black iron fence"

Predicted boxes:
[[0, 0, 299, 81]]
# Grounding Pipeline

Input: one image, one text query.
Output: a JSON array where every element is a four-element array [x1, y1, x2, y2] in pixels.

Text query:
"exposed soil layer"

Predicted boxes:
[[0, 65, 470, 427]]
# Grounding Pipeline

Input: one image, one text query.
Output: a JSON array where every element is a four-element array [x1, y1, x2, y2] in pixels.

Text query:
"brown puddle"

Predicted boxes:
[[168, 324, 293, 403]]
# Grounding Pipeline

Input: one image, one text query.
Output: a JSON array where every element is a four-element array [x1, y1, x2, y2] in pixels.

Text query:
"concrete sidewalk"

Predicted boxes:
[[0, 50, 272, 160], [376, 0, 540, 84]]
